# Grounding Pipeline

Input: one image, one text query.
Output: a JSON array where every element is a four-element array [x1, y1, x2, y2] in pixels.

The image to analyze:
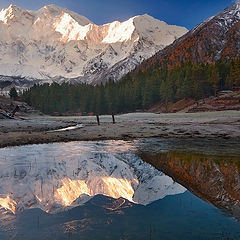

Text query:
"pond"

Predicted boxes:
[[0, 139, 239, 239]]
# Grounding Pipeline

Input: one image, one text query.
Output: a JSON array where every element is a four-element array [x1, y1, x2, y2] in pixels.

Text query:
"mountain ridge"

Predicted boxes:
[[134, 1, 240, 72], [0, 4, 187, 90]]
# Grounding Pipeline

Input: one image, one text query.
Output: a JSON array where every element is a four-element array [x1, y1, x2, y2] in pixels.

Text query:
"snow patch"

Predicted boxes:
[[54, 13, 91, 42], [102, 18, 136, 43]]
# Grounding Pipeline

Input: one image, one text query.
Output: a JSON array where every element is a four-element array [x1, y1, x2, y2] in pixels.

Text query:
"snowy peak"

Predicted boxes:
[[214, 1, 240, 25], [0, 4, 188, 86], [0, 4, 92, 27], [53, 13, 92, 42], [233, 0, 240, 10], [0, 4, 23, 24], [102, 14, 187, 44], [38, 4, 92, 26], [102, 18, 136, 43], [133, 14, 187, 45]]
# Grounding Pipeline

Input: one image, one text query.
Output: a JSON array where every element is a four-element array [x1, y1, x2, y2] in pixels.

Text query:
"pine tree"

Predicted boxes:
[[160, 80, 174, 111], [226, 58, 240, 89], [208, 65, 220, 96], [20, 58, 239, 115], [9, 87, 18, 100]]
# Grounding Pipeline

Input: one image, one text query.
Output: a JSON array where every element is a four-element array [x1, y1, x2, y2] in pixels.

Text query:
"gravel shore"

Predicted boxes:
[[1, 111, 240, 148]]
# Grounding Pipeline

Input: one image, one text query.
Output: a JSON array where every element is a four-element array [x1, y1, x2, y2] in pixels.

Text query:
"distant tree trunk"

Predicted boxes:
[[96, 115, 100, 125], [112, 113, 115, 124]]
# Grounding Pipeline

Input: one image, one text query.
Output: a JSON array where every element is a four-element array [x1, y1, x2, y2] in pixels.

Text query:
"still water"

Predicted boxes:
[[0, 139, 239, 239]]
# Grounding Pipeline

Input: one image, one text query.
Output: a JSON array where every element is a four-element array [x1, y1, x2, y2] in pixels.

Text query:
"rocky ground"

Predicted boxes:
[[0, 96, 39, 119], [148, 90, 240, 113], [0, 111, 239, 148]]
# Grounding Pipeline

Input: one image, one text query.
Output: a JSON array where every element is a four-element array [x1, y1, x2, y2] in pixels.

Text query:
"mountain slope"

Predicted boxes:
[[137, 1, 240, 70], [0, 4, 187, 89]]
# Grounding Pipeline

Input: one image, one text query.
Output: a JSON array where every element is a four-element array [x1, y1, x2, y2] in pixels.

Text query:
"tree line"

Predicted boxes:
[[21, 58, 240, 115]]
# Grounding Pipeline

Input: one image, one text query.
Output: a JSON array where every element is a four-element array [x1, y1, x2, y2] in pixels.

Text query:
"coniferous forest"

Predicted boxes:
[[21, 59, 240, 115]]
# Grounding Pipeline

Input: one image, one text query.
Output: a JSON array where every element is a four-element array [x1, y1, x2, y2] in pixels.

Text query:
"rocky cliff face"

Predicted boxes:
[[0, 4, 187, 89]]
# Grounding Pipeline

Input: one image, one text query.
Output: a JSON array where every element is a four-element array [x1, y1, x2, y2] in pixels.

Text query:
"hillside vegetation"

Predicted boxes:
[[21, 59, 240, 115]]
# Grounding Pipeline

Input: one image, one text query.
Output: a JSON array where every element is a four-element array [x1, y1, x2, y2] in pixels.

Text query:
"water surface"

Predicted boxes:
[[0, 139, 239, 239]]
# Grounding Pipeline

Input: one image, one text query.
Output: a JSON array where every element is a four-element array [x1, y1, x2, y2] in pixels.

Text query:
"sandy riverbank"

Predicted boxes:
[[0, 111, 240, 148]]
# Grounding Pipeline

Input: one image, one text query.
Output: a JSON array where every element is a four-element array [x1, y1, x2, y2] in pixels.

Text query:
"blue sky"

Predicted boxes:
[[0, 0, 235, 29]]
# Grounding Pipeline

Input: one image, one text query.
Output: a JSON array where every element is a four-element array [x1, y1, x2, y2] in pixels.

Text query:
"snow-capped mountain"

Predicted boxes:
[[0, 4, 187, 88], [0, 141, 185, 214]]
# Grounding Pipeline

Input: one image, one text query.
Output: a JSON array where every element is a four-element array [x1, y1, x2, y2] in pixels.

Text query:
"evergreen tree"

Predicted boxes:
[[208, 65, 220, 96], [9, 87, 18, 100], [226, 58, 240, 89], [160, 80, 174, 111], [21, 59, 240, 115]]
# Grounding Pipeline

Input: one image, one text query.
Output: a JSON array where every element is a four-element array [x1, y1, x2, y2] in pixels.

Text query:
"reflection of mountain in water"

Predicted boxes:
[[0, 139, 240, 239], [139, 139, 240, 219], [1, 192, 240, 240], [0, 141, 185, 214]]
